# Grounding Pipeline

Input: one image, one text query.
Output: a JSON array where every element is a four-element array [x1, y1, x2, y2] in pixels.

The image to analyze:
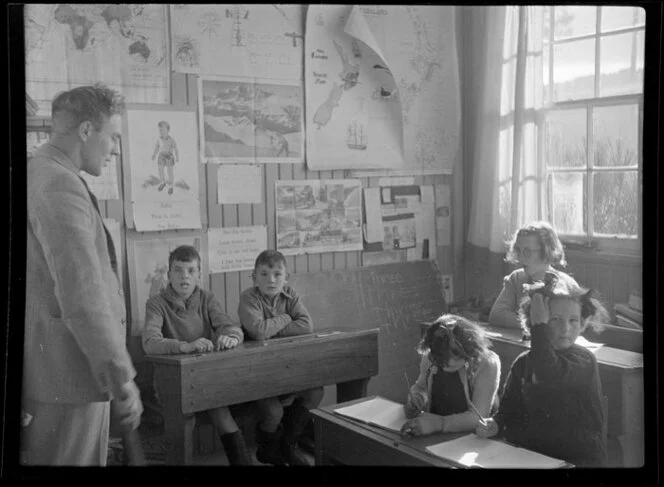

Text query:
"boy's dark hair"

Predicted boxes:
[[158, 120, 170, 131], [51, 83, 125, 135], [418, 314, 491, 370], [168, 245, 201, 271], [254, 249, 287, 270]]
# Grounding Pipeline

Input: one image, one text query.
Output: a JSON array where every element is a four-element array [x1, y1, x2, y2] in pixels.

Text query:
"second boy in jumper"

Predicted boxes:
[[238, 250, 323, 466], [142, 245, 251, 465]]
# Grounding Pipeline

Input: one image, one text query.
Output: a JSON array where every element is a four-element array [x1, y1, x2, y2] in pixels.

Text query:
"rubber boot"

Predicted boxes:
[[280, 403, 313, 466], [255, 427, 288, 466], [220, 431, 252, 466]]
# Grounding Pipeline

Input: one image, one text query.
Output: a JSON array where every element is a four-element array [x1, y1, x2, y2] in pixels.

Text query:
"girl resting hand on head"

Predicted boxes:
[[476, 272, 609, 467]]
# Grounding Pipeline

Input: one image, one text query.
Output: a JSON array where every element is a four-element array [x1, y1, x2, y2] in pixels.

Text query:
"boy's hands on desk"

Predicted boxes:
[[180, 338, 214, 354], [216, 335, 240, 351]]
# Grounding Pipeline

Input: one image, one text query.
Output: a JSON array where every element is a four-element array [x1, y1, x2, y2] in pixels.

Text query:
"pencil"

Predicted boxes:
[[468, 401, 487, 426]]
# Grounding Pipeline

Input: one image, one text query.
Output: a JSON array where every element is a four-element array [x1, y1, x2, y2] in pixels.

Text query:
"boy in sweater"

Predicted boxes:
[[142, 245, 251, 465], [238, 250, 323, 466]]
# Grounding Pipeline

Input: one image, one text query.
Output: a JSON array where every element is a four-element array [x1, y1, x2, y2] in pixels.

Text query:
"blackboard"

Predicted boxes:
[[288, 260, 448, 403]]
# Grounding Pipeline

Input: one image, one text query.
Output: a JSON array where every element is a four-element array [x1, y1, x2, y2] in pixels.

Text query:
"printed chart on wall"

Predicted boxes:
[[24, 4, 170, 117], [276, 180, 362, 256], [198, 76, 303, 164], [128, 234, 204, 333], [170, 4, 304, 81], [124, 107, 202, 231], [306, 5, 460, 175]]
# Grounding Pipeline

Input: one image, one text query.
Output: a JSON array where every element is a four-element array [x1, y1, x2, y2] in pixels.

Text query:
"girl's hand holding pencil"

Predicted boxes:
[[475, 417, 499, 438]]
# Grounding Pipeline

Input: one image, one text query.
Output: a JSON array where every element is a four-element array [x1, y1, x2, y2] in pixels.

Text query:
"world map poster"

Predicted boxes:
[[24, 4, 170, 116]]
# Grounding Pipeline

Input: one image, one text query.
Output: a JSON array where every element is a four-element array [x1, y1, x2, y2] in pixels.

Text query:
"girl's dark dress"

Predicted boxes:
[[430, 369, 468, 416], [494, 325, 607, 467]]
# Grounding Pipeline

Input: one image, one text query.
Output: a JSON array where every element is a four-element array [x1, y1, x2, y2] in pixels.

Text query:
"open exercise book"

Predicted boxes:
[[426, 434, 567, 469], [333, 396, 437, 433]]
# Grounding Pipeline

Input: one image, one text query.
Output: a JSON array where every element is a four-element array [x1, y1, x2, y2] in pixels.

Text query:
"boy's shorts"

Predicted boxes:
[[158, 153, 175, 167]]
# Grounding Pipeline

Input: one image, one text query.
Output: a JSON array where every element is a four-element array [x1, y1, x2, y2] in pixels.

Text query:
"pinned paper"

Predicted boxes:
[[217, 165, 262, 204], [435, 184, 451, 246], [208, 226, 268, 273]]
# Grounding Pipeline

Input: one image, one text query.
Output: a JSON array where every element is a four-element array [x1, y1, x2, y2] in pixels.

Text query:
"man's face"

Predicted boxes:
[[253, 263, 287, 298], [80, 114, 121, 177], [168, 259, 201, 299]]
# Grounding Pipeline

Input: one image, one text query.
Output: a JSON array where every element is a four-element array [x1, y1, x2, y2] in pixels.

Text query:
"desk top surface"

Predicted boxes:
[[312, 397, 466, 467], [144, 327, 379, 365]]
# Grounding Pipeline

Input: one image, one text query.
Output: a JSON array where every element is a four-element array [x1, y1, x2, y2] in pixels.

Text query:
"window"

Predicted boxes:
[[541, 6, 643, 253]]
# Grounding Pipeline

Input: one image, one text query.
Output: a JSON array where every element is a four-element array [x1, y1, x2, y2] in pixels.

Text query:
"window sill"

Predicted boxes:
[[565, 248, 642, 265]]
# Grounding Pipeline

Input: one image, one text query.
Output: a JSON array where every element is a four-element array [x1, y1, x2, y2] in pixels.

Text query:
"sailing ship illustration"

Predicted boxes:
[[346, 120, 367, 150]]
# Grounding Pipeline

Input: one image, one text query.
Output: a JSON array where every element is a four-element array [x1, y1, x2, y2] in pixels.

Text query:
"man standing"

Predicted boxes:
[[23, 84, 143, 466]]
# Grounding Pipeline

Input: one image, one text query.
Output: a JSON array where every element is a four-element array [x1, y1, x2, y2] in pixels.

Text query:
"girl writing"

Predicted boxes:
[[400, 315, 501, 437]]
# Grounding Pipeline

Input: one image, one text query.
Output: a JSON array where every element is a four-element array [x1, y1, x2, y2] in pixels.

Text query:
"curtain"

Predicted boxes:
[[466, 6, 545, 254], [461, 6, 544, 301]]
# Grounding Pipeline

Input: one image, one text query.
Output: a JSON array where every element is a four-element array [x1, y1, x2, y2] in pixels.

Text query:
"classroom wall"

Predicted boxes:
[[26, 6, 466, 386]]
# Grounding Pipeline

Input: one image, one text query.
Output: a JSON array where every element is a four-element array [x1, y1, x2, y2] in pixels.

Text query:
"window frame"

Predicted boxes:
[[541, 5, 643, 256]]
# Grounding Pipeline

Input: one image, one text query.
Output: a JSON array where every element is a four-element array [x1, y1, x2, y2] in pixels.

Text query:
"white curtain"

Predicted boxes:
[[466, 6, 545, 254]]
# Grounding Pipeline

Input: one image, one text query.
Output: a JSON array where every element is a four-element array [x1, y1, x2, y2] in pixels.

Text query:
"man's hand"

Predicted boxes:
[[216, 335, 240, 351], [112, 380, 143, 431], [530, 293, 550, 327], [180, 338, 214, 354]]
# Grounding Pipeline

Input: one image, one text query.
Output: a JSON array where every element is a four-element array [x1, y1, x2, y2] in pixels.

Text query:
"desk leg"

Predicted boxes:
[[313, 417, 335, 466], [163, 409, 196, 466], [336, 378, 369, 403]]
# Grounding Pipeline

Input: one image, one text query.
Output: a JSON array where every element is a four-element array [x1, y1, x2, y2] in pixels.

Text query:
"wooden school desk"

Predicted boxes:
[[480, 325, 644, 467], [311, 397, 465, 467], [311, 398, 572, 467], [145, 328, 379, 465]]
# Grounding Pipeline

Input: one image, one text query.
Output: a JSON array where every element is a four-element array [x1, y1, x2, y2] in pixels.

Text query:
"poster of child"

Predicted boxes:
[[151, 121, 179, 195]]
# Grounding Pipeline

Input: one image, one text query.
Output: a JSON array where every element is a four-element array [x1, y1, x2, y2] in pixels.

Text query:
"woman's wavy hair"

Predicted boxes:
[[504, 221, 566, 267], [518, 271, 609, 338], [418, 314, 492, 382]]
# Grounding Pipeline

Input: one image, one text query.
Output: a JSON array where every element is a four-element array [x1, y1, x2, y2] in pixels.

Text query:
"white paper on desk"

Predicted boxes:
[[426, 434, 566, 469], [334, 397, 408, 432], [217, 164, 262, 204]]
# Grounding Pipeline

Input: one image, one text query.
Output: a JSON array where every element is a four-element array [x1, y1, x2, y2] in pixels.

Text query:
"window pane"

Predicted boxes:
[[551, 173, 586, 235], [593, 105, 639, 167], [545, 109, 587, 168], [554, 6, 597, 39], [553, 39, 595, 101], [599, 32, 645, 96], [593, 171, 638, 237], [601, 6, 645, 32]]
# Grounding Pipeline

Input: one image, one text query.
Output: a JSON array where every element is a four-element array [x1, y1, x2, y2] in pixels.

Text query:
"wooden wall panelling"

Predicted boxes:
[[292, 162, 308, 274]]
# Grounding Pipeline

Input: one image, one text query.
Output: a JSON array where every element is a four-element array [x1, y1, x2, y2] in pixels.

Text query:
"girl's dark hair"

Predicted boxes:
[[519, 271, 609, 336], [418, 314, 492, 378], [504, 220, 566, 267]]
